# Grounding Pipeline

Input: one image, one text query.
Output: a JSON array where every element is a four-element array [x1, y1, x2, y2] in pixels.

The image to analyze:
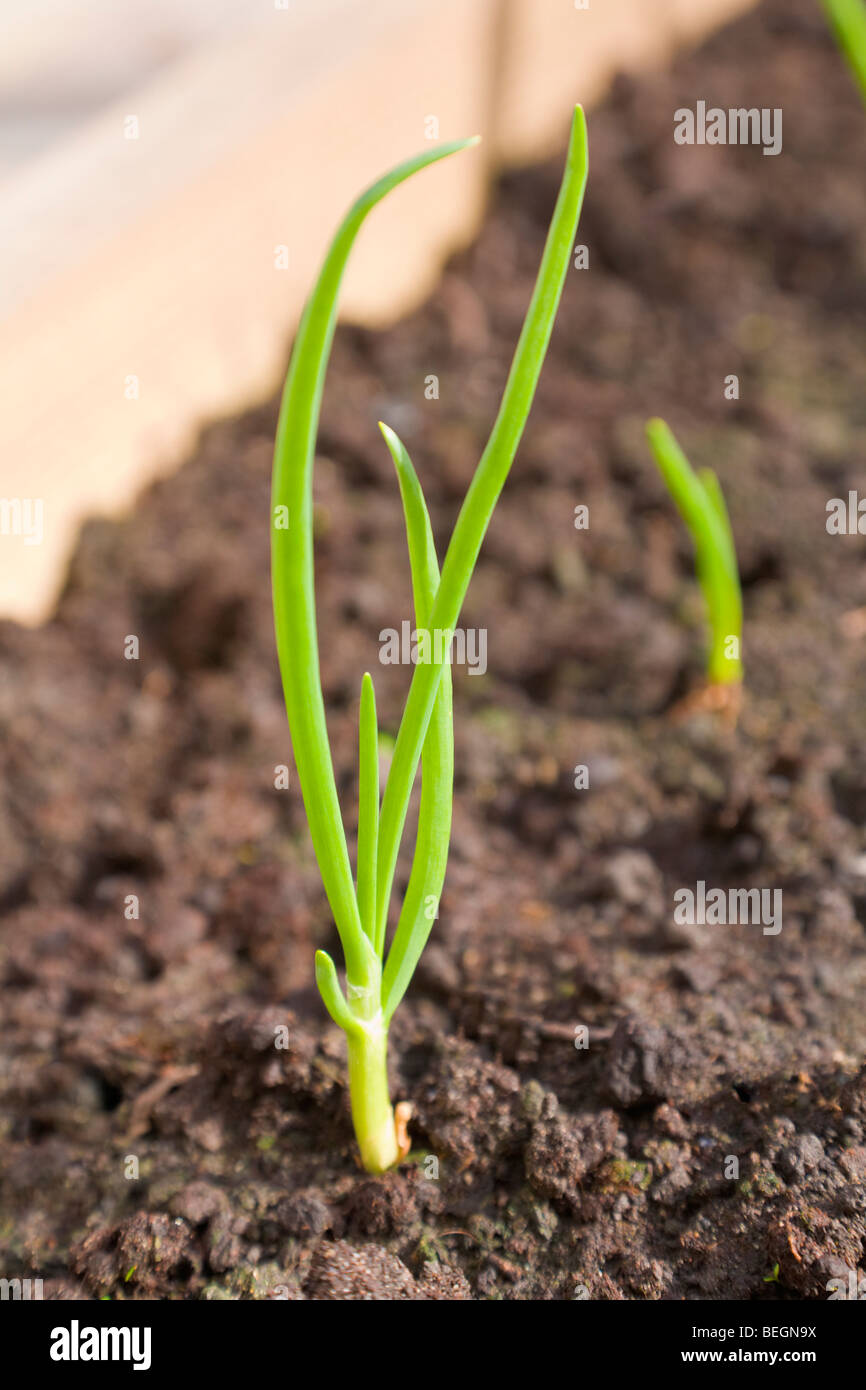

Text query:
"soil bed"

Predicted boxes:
[[2, 0, 866, 1300]]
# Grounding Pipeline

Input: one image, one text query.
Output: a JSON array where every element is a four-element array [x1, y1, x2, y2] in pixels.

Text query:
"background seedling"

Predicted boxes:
[[272, 109, 588, 1172], [822, 0, 866, 106], [646, 418, 743, 705]]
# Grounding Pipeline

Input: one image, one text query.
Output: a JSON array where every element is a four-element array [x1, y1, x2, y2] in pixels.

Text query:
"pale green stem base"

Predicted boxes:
[[347, 1017, 399, 1173]]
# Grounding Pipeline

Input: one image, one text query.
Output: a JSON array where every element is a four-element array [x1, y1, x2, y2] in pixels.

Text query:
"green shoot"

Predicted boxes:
[[645, 419, 743, 689], [821, 0, 866, 106], [272, 109, 588, 1172]]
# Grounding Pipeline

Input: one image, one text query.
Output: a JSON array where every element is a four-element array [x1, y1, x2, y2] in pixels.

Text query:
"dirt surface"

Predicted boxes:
[[2, 0, 866, 1300]]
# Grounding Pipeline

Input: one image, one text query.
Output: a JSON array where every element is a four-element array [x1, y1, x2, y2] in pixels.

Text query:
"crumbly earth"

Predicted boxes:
[[1, 0, 865, 1300]]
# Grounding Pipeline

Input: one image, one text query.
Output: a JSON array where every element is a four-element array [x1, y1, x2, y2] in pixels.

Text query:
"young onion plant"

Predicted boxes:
[[272, 108, 588, 1172], [646, 418, 743, 699]]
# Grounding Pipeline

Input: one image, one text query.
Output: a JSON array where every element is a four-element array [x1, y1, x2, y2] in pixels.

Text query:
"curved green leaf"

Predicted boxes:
[[356, 672, 380, 944], [271, 136, 479, 983], [374, 106, 589, 941], [376, 424, 454, 1022], [646, 418, 742, 685], [822, 0, 866, 105], [315, 949, 358, 1034]]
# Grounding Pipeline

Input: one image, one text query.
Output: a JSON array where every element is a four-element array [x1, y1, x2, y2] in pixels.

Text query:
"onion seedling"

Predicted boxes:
[[646, 419, 743, 701], [272, 108, 588, 1172], [821, 0, 866, 106]]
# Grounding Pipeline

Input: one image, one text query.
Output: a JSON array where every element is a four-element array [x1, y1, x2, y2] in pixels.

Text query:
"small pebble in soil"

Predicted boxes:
[[778, 1133, 825, 1183]]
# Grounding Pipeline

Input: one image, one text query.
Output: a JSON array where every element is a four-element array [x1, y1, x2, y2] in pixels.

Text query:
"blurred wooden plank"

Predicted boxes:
[[0, 0, 494, 623]]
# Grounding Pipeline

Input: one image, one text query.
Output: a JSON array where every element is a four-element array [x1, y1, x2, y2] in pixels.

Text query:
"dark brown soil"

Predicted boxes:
[[2, 0, 866, 1300]]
